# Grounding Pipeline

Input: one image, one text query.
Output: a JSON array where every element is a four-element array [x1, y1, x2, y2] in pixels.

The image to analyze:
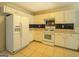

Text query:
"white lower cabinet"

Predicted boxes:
[[55, 33, 65, 47], [55, 33, 79, 50], [65, 34, 79, 50]]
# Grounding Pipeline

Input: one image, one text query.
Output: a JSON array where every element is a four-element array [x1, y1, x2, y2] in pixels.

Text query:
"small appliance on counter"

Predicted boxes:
[[45, 18, 55, 31], [43, 18, 55, 44]]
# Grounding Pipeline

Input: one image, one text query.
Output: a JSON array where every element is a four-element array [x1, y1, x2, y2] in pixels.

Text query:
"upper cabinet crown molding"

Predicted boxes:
[[1, 3, 34, 15]]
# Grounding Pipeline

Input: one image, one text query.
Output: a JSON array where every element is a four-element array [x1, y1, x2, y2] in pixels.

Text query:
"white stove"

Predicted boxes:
[[43, 30, 55, 43], [43, 19, 55, 44]]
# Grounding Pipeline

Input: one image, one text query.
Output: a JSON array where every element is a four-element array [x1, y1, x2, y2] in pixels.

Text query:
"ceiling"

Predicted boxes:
[[14, 2, 74, 12]]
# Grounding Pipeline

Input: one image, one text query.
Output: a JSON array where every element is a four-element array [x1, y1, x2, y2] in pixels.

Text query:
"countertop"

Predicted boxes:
[[29, 28, 79, 34], [29, 28, 45, 31], [55, 29, 79, 34]]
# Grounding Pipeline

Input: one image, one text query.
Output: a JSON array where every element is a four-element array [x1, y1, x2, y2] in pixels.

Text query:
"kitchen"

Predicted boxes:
[[0, 2, 79, 57]]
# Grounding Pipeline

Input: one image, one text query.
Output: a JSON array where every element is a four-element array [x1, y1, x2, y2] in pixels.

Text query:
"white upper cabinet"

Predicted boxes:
[[55, 11, 65, 23], [4, 6, 12, 13], [13, 14, 21, 26], [54, 9, 77, 23], [4, 6, 17, 14], [64, 10, 76, 23]]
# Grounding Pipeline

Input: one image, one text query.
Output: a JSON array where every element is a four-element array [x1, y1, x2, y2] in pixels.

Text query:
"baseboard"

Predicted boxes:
[[33, 40, 54, 47], [5, 40, 79, 55], [33, 40, 79, 52], [55, 45, 79, 52]]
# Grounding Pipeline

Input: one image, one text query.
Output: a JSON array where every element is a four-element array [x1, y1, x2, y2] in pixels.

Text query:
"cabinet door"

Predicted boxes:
[[55, 11, 65, 23], [13, 14, 21, 51], [52, 34, 55, 43], [34, 30, 43, 41], [4, 6, 11, 13], [55, 33, 64, 47], [64, 10, 76, 23], [74, 10, 79, 33], [65, 34, 79, 50]]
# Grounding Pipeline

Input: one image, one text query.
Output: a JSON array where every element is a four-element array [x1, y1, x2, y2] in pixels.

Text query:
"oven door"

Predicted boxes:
[[43, 32, 54, 42], [44, 34, 51, 40]]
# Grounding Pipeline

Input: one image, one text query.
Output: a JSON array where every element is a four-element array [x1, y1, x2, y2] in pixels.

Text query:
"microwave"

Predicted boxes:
[[45, 20, 55, 26], [55, 23, 74, 29]]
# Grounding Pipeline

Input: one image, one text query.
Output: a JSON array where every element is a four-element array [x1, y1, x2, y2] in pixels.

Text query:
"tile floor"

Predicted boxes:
[[0, 41, 79, 57]]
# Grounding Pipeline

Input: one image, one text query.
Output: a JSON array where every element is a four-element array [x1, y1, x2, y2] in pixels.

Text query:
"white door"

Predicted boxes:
[[21, 16, 29, 47], [6, 14, 13, 52], [13, 14, 21, 51]]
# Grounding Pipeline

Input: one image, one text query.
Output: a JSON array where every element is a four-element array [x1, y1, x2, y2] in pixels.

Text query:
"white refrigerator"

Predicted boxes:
[[6, 14, 32, 53]]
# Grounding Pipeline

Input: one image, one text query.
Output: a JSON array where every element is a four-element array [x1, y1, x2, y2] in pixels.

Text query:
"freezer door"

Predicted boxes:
[[6, 14, 13, 52]]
